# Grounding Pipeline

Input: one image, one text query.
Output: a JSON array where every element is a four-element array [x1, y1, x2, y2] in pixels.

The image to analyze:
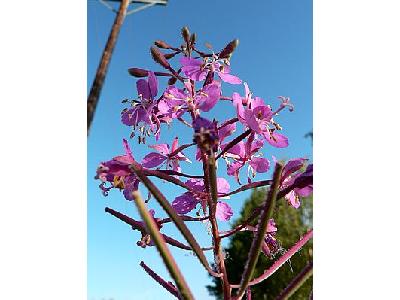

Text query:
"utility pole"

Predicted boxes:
[[87, 0, 168, 135], [87, 0, 130, 134]]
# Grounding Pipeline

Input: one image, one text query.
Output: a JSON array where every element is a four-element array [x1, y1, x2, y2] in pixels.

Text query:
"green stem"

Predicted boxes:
[[235, 162, 283, 299], [132, 191, 194, 300]]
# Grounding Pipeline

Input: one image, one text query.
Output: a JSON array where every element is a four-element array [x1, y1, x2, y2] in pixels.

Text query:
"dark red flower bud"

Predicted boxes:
[[150, 46, 170, 69], [164, 52, 177, 59], [219, 39, 239, 59], [128, 68, 149, 77], [168, 76, 177, 85], [154, 40, 172, 49]]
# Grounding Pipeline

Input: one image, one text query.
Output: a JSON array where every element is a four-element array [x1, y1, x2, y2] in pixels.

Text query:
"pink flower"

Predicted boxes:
[[159, 81, 221, 119], [121, 72, 162, 140], [95, 139, 140, 201], [233, 84, 289, 148], [225, 133, 270, 183], [141, 137, 191, 172], [172, 178, 233, 221], [279, 159, 313, 208], [180, 56, 242, 84]]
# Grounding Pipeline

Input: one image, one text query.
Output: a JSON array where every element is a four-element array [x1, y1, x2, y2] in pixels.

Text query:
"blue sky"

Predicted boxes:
[[88, 0, 312, 299]]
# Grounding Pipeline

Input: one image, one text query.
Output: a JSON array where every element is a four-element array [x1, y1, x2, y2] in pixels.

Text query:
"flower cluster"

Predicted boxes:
[[94, 27, 313, 299]]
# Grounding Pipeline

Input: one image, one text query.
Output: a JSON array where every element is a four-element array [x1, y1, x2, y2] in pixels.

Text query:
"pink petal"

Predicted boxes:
[[172, 193, 198, 214], [226, 141, 246, 158], [232, 92, 245, 121], [197, 81, 221, 112], [147, 71, 158, 98], [227, 160, 244, 177], [180, 57, 203, 67], [244, 109, 262, 133], [218, 123, 236, 143], [171, 137, 179, 152], [141, 152, 167, 168], [149, 144, 170, 156], [217, 177, 230, 194], [217, 71, 242, 84], [249, 157, 270, 173], [267, 219, 277, 233], [136, 79, 151, 99], [215, 201, 233, 221], [264, 132, 289, 148], [285, 190, 300, 209]]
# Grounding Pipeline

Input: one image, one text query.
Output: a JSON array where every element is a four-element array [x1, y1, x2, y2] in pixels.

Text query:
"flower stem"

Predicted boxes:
[[132, 191, 194, 300], [275, 262, 313, 300], [207, 152, 232, 299], [235, 162, 283, 299]]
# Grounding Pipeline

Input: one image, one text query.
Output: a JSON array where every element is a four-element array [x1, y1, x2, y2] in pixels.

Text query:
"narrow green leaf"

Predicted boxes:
[[236, 162, 284, 299]]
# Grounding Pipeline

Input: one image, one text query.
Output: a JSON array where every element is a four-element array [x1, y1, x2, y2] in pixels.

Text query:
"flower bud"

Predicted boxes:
[[154, 40, 172, 49], [150, 46, 170, 69], [168, 76, 177, 85], [190, 33, 196, 45], [164, 52, 177, 59], [181, 26, 190, 43], [219, 39, 239, 59], [128, 67, 149, 77]]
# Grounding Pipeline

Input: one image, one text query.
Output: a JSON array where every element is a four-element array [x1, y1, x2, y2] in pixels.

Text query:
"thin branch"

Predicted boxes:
[[140, 261, 180, 299], [235, 163, 283, 299], [231, 229, 313, 288], [216, 129, 252, 160], [218, 117, 238, 130], [178, 117, 193, 128], [132, 191, 194, 300], [159, 215, 209, 224], [168, 142, 196, 158], [220, 96, 233, 101], [208, 153, 232, 299], [105, 207, 211, 251], [157, 169, 203, 179], [222, 180, 272, 197], [275, 262, 313, 300]]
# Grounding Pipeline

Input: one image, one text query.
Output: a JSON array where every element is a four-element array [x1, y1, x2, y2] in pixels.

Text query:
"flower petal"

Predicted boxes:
[[147, 71, 158, 98], [263, 132, 289, 148], [249, 157, 270, 173], [217, 177, 230, 194], [141, 152, 167, 168], [216, 201, 233, 221], [172, 192, 198, 214], [217, 71, 242, 84], [149, 143, 170, 156], [136, 79, 151, 100]]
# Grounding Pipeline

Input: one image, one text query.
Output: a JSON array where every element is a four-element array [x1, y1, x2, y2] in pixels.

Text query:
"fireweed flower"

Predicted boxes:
[[261, 219, 280, 258], [158, 80, 221, 119], [233, 83, 289, 148], [180, 56, 242, 84], [279, 158, 314, 208], [95, 139, 140, 201], [141, 137, 191, 172], [121, 71, 162, 140], [172, 178, 233, 221], [224, 133, 270, 183]]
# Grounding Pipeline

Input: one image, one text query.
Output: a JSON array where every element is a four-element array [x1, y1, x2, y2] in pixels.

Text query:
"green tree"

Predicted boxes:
[[207, 188, 313, 299]]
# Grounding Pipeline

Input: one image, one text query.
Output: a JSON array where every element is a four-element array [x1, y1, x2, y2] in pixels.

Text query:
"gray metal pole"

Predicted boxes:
[[87, 0, 130, 134]]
